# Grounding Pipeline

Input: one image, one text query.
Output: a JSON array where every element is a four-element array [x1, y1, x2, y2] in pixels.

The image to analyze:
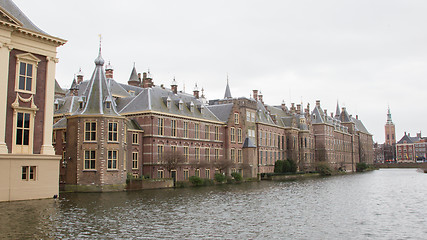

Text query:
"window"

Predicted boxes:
[[260, 151, 263, 165], [215, 126, 220, 141], [195, 147, 200, 162], [107, 150, 118, 170], [184, 146, 189, 162], [21, 166, 36, 180], [234, 113, 239, 124], [62, 131, 67, 143], [251, 112, 255, 122], [195, 123, 200, 139], [246, 112, 250, 122], [171, 120, 177, 137], [231, 148, 235, 163], [205, 125, 210, 140], [184, 122, 188, 138], [132, 133, 138, 144], [260, 131, 263, 146], [237, 128, 242, 143], [183, 169, 189, 180], [171, 145, 177, 152], [132, 152, 138, 169], [15, 53, 40, 94], [85, 121, 97, 141], [108, 122, 118, 142], [205, 148, 210, 162], [215, 148, 220, 160], [16, 112, 30, 146], [84, 150, 96, 170], [195, 169, 200, 177], [230, 127, 235, 142], [157, 145, 164, 162], [238, 149, 242, 163], [158, 118, 164, 135], [205, 169, 210, 179], [157, 170, 164, 179], [52, 130, 56, 144]]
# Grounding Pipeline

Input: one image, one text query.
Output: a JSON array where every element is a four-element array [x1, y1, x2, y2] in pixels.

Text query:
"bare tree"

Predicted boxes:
[[162, 150, 185, 175], [214, 158, 235, 174]]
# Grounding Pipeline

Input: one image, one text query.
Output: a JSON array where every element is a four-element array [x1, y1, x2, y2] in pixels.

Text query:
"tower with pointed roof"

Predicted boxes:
[[385, 107, 396, 146], [224, 78, 232, 99], [128, 64, 140, 87]]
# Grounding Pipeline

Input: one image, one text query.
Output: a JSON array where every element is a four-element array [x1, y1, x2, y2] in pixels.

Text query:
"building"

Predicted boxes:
[[383, 107, 396, 162], [396, 132, 426, 163], [0, 0, 66, 201], [53, 47, 374, 189]]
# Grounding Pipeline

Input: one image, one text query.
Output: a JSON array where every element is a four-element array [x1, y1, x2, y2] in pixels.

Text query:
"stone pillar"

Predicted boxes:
[[0, 42, 11, 154], [40, 56, 59, 155]]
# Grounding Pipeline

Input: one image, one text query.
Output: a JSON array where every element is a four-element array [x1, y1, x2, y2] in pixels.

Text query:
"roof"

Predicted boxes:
[[397, 134, 419, 144], [243, 137, 257, 148], [55, 79, 66, 95], [224, 81, 232, 99], [128, 66, 139, 83], [53, 117, 67, 129], [206, 103, 233, 122], [0, 0, 46, 34], [352, 117, 371, 135], [76, 49, 120, 116]]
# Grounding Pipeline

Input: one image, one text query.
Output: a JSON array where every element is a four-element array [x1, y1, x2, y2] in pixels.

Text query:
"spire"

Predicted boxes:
[[386, 106, 393, 124], [79, 45, 119, 116], [94, 34, 104, 66], [335, 101, 341, 118], [128, 65, 139, 83], [224, 75, 232, 99]]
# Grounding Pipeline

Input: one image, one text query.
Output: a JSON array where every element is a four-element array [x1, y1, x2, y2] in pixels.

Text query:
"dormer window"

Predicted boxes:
[[106, 102, 111, 109], [190, 102, 195, 113], [179, 100, 183, 111], [166, 97, 172, 109]]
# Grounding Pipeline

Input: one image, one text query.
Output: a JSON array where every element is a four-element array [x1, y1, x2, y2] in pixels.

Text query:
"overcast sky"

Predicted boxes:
[[13, 0, 427, 143]]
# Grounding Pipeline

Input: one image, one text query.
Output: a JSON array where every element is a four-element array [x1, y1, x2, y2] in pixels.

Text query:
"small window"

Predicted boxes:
[[84, 150, 96, 170], [132, 152, 138, 169], [205, 169, 210, 179], [21, 166, 36, 181], [184, 146, 189, 162], [85, 121, 97, 141], [132, 133, 139, 144], [108, 122, 118, 142], [234, 113, 239, 124], [183, 169, 189, 180], [107, 150, 118, 170], [157, 170, 164, 179], [195, 169, 200, 177]]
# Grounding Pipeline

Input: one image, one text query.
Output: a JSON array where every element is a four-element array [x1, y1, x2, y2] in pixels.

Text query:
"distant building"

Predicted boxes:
[[0, 0, 66, 201], [396, 132, 426, 163], [383, 107, 396, 162]]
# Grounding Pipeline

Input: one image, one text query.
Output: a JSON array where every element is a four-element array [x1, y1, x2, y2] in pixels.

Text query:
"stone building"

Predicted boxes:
[[0, 0, 66, 201]]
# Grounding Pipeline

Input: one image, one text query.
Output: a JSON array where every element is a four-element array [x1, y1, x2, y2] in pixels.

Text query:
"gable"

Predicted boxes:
[[0, 6, 22, 27]]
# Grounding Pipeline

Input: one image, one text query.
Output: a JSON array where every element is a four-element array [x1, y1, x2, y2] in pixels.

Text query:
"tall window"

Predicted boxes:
[[16, 112, 30, 146], [62, 131, 67, 143], [171, 120, 177, 137], [237, 128, 242, 143], [107, 150, 118, 170], [17, 62, 34, 92], [85, 121, 97, 141], [205, 148, 210, 162], [195, 169, 200, 177], [195, 123, 200, 139], [108, 122, 118, 142], [260, 131, 263, 146], [157, 170, 164, 178], [84, 150, 96, 170], [205, 169, 210, 179], [171, 145, 177, 152], [195, 148, 200, 162], [238, 149, 242, 163], [234, 113, 239, 124], [184, 122, 188, 138], [231, 148, 235, 163], [215, 126, 220, 141], [183, 169, 189, 180], [132, 152, 138, 169], [157, 145, 164, 162], [184, 146, 189, 162], [260, 151, 263, 165], [158, 118, 164, 135], [230, 127, 235, 143], [215, 148, 220, 160], [132, 133, 138, 144], [205, 125, 210, 140]]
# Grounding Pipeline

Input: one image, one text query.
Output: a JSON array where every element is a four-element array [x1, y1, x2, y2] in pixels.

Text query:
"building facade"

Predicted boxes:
[[0, 0, 65, 201]]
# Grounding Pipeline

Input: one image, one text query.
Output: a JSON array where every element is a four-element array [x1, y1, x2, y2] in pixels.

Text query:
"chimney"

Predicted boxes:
[[408, 133, 411, 137], [324, 109, 327, 116], [76, 68, 84, 84], [316, 100, 320, 107], [306, 103, 310, 113], [291, 103, 295, 113], [331, 112, 333, 118], [404, 131, 407, 136], [253, 90, 258, 100], [171, 78, 178, 94], [193, 84, 199, 99], [356, 115, 358, 120], [142, 72, 153, 88], [296, 104, 301, 114], [281, 101, 286, 111], [417, 132, 421, 138], [138, 73, 142, 81], [258, 93, 263, 104], [105, 62, 114, 79]]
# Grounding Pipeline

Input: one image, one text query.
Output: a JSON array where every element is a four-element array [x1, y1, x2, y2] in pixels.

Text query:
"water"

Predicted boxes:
[[1, 169, 426, 239]]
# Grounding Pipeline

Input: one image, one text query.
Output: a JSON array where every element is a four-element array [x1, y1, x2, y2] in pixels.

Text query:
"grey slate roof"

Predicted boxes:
[[0, 0, 47, 35], [128, 66, 139, 83], [53, 117, 67, 129], [256, 101, 275, 125], [206, 103, 233, 122], [55, 79, 66, 95], [352, 117, 371, 135], [77, 50, 120, 116], [118, 86, 221, 122], [397, 134, 419, 144], [54, 96, 80, 115]]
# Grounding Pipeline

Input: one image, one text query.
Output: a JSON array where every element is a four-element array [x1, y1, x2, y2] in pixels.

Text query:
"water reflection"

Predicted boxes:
[[1, 169, 426, 239]]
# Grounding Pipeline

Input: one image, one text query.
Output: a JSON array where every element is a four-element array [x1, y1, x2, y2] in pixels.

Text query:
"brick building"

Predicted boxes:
[[0, 0, 66, 201], [53, 48, 374, 189]]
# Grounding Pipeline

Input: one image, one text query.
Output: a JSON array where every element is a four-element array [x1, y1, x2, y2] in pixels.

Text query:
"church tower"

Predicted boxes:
[[384, 107, 396, 145]]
